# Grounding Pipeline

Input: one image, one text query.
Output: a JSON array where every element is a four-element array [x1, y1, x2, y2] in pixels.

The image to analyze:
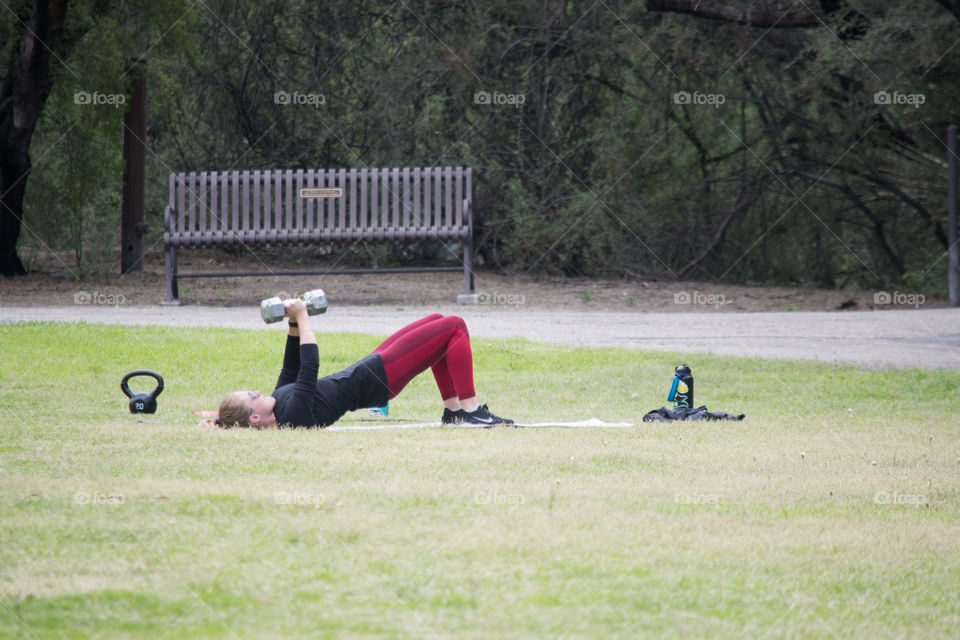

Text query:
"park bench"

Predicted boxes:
[[162, 167, 476, 304]]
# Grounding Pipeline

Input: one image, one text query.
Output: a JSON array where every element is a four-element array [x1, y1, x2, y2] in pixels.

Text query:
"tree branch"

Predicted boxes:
[[786, 169, 906, 275], [677, 182, 758, 278], [644, 0, 831, 28]]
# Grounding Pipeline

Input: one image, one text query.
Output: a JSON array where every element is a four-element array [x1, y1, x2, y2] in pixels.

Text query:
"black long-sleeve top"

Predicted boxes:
[[271, 335, 389, 427]]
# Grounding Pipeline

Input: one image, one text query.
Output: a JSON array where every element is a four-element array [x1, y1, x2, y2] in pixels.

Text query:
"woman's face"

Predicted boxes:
[[236, 390, 277, 427]]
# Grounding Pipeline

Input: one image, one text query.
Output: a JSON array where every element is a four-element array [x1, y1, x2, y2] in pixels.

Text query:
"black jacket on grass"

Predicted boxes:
[[272, 335, 389, 428], [641, 406, 745, 422]]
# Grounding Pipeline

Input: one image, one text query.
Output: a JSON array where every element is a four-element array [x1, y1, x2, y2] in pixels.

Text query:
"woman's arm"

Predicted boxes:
[[274, 299, 317, 391], [289, 299, 317, 347], [286, 300, 320, 414]]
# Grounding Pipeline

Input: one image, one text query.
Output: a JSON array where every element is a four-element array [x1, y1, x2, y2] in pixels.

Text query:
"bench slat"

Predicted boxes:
[[455, 166, 463, 229], [265, 169, 273, 241], [320, 168, 328, 232], [391, 167, 400, 239], [359, 168, 368, 232], [209, 171, 219, 240], [240, 170, 249, 237], [323, 169, 332, 234], [402, 167, 410, 231], [370, 168, 379, 229], [412, 168, 421, 229], [444, 166, 453, 229], [255, 170, 263, 242], [274, 170, 282, 240], [466, 167, 472, 225], [349, 168, 357, 235], [338, 168, 347, 239], [166, 226, 470, 246], [423, 167, 431, 230], [434, 167, 442, 232], [326, 168, 334, 234], [311, 169, 320, 241], [188, 172, 198, 245], [176, 174, 186, 236], [283, 169, 292, 243], [295, 169, 303, 239], [321, 169, 329, 236], [373, 169, 390, 231], [199, 171, 208, 238]]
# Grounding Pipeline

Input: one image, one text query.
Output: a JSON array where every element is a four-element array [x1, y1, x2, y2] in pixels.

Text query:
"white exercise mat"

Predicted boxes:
[[327, 418, 633, 431]]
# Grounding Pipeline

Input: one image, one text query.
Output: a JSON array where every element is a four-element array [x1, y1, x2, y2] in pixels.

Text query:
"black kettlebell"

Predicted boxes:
[[121, 370, 164, 414]]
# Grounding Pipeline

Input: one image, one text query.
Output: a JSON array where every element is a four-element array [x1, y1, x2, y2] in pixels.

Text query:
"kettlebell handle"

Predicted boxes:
[[121, 370, 164, 400]]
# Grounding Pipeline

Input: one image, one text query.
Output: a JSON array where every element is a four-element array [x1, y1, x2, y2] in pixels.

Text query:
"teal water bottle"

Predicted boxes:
[[666, 365, 694, 409]]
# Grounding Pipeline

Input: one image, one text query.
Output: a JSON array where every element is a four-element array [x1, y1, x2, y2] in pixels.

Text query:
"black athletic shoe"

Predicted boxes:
[[441, 408, 462, 425], [460, 404, 515, 427]]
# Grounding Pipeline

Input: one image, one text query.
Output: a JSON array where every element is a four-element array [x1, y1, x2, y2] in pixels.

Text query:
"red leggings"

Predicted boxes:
[[372, 314, 475, 401]]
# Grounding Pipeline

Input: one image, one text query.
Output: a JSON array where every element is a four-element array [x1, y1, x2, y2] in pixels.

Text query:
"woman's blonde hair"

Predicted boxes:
[[213, 392, 253, 428]]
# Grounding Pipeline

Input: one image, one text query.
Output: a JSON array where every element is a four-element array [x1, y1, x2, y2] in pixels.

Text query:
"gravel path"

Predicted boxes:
[[2, 305, 958, 371]]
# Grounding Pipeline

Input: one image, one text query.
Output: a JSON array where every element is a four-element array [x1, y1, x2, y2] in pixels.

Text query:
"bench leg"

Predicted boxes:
[[457, 236, 479, 305], [162, 244, 181, 306]]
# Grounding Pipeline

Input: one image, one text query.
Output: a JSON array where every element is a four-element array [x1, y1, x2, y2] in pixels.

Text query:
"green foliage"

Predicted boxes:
[[12, 0, 960, 292], [18, 0, 196, 273]]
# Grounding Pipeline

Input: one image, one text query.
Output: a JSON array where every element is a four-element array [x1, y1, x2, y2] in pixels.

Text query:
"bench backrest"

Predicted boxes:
[[164, 167, 472, 245]]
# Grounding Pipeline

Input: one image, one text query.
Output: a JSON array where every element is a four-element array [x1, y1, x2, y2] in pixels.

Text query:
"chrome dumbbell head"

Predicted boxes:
[[260, 296, 286, 323], [302, 289, 328, 315]]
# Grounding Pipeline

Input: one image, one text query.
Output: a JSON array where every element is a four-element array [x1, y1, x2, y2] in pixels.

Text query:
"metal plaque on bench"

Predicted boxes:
[[299, 188, 343, 198]]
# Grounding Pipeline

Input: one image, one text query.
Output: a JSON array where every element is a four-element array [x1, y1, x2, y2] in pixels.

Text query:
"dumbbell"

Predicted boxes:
[[260, 289, 328, 323]]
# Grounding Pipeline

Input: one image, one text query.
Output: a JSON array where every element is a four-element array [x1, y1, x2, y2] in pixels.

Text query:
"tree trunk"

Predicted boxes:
[[0, 0, 68, 276], [121, 65, 147, 274]]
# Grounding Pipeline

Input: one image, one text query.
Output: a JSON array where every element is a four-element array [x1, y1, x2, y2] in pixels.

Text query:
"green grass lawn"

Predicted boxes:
[[1, 322, 958, 638]]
